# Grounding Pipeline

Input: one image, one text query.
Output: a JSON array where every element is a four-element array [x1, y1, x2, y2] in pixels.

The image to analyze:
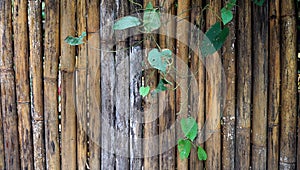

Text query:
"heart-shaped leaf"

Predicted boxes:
[[221, 8, 233, 25], [113, 16, 141, 30], [143, 2, 161, 32], [139, 86, 150, 97], [153, 78, 171, 94], [148, 48, 171, 73], [178, 139, 192, 159], [200, 22, 229, 57], [180, 117, 198, 141], [197, 146, 207, 161], [64, 32, 87, 46]]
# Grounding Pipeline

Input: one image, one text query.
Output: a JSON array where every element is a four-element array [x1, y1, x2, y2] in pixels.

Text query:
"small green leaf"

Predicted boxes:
[[153, 78, 171, 94], [197, 146, 207, 161], [143, 2, 161, 32], [253, 0, 265, 6], [148, 48, 170, 73], [177, 139, 192, 159], [180, 117, 198, 141], [139, 86, 150, 97], [200, 22, 229, 57], [226, 0, 236, 9], [64, 32, 87, 46], [221, 8, 233, 25], [113, 16, 141, 30]]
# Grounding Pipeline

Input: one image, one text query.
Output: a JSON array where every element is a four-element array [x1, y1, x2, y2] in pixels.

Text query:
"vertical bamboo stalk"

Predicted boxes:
[[176, 0, 190, 169], [87, 0, 101, 169], [189, 1, 205, 169], [60, 0, 77, 169], [279, 0, 297, 169], [100, 0, 116, 169], [205, 0, 221, 169], [235, 0, 251, 169], [44, 0, 60, 169], [251, 2, 268, 169], [157, 0, 176, 169], [129, 1, 144, 170], [0, 0, 20, 169], [76, 0, 87, 169], [143, 0, 159, 170], [221, 0, 236, 169], [268, 0, 280, 169], [0, 104, 3, 170], [13, 0, 34, 169], [114, 1, 130, 169], [28, 0, 46, 169]]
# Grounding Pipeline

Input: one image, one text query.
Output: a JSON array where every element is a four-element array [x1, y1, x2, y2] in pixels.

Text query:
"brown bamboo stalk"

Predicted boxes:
[[60, 0, 77, 168], [0, 102, 3, 170], [13, 0, 34, 169], [176, 0, 190, 169], [142, 1, 159, 170], [279, 0, 297, 169], [86, 0, 101, 169], [157, 0, 176, 169], [76, 0, 88, 169], [205, 0, 221, 169], [43, 0, 60, 169], [114, 1, 130, 169], [267, 0, 280, 169], [129, 1, 144, 169], [221, 0, 236, 169], [251, 2, 268, 169], [28, 0, 46, 169], [100, 0, 116, 169], [189, 1, 205, 169], [235, 0, 252, 169], [0, 0, 20, 169]]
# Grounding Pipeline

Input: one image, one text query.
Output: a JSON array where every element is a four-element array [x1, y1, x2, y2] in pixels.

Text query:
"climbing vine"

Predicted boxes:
[[65, 0, 265, 162]]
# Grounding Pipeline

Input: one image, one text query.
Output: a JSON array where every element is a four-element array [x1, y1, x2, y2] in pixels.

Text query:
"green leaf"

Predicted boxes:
[[221, 8, 233, 25], [180, 117, 198, 141], [200, 22, 229, 57], [148, 48, 171, 73], [143, 2, 161, 32], [197, 146, 207, 161], [177, 139, 192, 159], [226, 0, 236, 9], [153, 78, 171, 94], [253, 0, 265, 6], [139, 86, 150, 97], [64, 32, 87, 46], [113, 16, 141, 30]]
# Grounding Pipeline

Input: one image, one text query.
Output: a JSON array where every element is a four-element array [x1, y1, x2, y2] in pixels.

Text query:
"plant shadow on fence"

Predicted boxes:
[[0, 0, 298, 170]]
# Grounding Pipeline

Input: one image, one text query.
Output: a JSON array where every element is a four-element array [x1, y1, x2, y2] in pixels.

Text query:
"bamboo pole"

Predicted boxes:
[[44, 0, 60, 169], [189, 1, 205, 169], [251, 1, 268, 169], [267, 0, 280, 169], [279, 0, 297, 169], [60, 0, 77, 168], [0, 0, 20, 169], [235, 0, 252, 169], [0, 102, 3, 170], [114, 1, 130, 169], [87, 0, 101, 169], [13, 0, 34, 169], [143, 0, 159, 170], [100, 0, 116, 169], [76, 0, 88, 169], [129, 1, 144, 169], [176, 0, 190, 169], [158, 0, 176, 169], [221, 0, 236, 169], [28, 0, 45, 169], [205, 0, 221, 169]]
